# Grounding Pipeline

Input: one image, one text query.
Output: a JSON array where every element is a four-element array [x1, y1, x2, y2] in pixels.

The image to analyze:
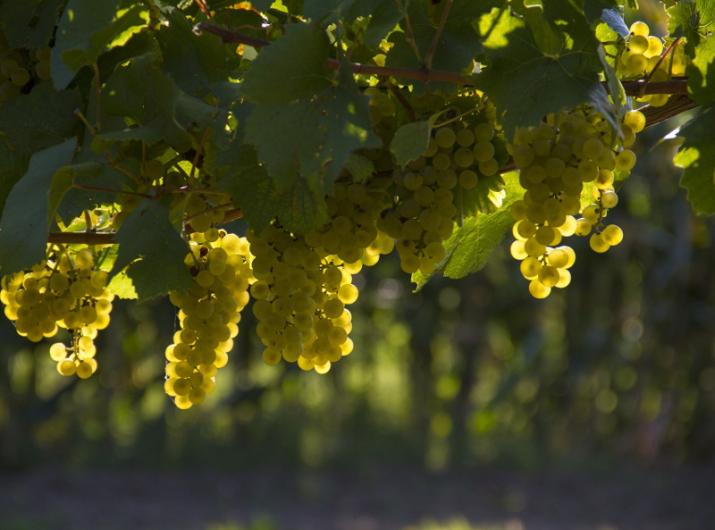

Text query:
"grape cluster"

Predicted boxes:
[[305, 177, 394, 265], [0, 247, 113, 377], [165, 230, 254, 409], [0, 31, 51, 104], [248, 224, 358, 374], [379, 116, 502, 275], [185, 192, 232, 234], [508, 107, 644, 298], [618, 21, 688, 108]]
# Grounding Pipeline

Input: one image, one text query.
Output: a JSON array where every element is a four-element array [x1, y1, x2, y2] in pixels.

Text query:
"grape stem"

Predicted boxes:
[[195, 22, 691, 96]]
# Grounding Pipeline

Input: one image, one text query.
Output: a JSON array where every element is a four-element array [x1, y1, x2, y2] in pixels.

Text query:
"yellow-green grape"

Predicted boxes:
[[0, 37, 52, 102], [508, 104, 639, 298], [165, 230, 255, 409], [185, 192, 231, 233], [602, 224, 624, 246], [247, 224, 359, 374], [381, 106, 503, 276], [305, 176, 393, 267]]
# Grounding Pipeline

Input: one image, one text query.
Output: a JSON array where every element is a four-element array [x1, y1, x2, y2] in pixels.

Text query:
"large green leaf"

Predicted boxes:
[[688, 34, 715, 105], [412, 172, 523, 289], [0, 139, 77, 274], [156, 10, 241, 104], [390, 120, 431, 167], [51, 0, 148, 89], [112, 200, 192, 300], [206, 136, 277, 232], [674, 106, 715, 215], [667, 0, 714, 54], [0, 83, 80, 216], [240, 23, 332, 104], [0, 0, 64, 48], [101, 53, 220, 152], [479, 28, 601, 135], [245, 69, 379, 194]]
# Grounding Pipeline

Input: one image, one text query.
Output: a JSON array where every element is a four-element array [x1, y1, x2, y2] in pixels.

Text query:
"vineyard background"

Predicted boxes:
[[1, 109, 714, 529]]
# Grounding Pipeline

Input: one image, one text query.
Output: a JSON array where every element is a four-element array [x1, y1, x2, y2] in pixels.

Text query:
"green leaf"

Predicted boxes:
[[412, 172, 523, 289], [112, 200, 192, 300], [598, 6, 628, 37], [0, 139, 77, 274], [101, 53, 221, 152], [675, 105, 715, 215], [390, 120, 431, 167], [688, 34, 715, 105], [275, 179, 328, 234], [107, 271, 138, 300], [0, 83, 81, 155], [207, 136, 277, 231], [240, 23, 332, 104], [0, 0, 64, 49], [479, 24, 601, 136], [52, 0, 149, 89], [156, 10, 241, 104], [386, 0, 489, 75], [343, 154, 375, 182], [524, 6, 564, 57], [245, 68, 379, 193], [667, 0, 713, 53]]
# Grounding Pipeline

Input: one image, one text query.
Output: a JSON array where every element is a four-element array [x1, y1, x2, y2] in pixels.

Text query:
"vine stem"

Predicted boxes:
[[47, 208, 244, 245], [195, 22, 690, 95], [424, 0, 454, 71]]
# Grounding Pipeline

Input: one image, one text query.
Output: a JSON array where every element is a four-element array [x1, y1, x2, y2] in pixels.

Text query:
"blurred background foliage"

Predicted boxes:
[[1, 109, 714, 476]]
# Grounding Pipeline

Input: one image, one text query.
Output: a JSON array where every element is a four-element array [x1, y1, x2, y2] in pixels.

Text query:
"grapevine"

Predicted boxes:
[[0, 2, 710, 409]]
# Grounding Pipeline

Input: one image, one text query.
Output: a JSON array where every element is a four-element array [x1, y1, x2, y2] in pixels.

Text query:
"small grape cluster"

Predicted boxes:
[[508, 107, 644, 298], [165, 230, 254, 409], [185, 192, 232, 233], [305, 177, 394, 265], [379, 116, 502, 275], [618, 21, 688, 108], [0, 247, 113, 377], [248, 224, 358, 374], [0, 31, 51, 104]]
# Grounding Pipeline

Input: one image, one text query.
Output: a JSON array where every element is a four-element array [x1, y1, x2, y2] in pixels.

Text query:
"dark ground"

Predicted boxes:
[[0, 463, 713, 530]]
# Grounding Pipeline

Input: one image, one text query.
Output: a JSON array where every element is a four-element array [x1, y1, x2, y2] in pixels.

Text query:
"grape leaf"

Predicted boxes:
[[524, 6, 564, 57], [688, 34, 715, 105], [275, 179, 328, 235], [207, 136, 277, 232], [245, 68, 379, 196], [52, 0, 148, 89], [343, 154, 375, 183], [156, 10, 241, 104], [598, 6, 629, 37], [478, 24, 601, 136], [0, 83, 81, 155], [412, 172, 523, 289], [0, 139, 77, 274], [390, 120, 431, 167], [674, 105, 715, 215], [667, 0, 714, 53], [386, 0, 489, 75], [0, 0, 64, 49], [101, 53, 221, 152], [107, 271, 138, 300], [240, 23, 332, 104], [111, 200, 192, 300]]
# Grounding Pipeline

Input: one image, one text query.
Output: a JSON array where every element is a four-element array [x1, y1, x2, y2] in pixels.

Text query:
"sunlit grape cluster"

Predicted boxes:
[[185, 192, 232, 233], [305, 177, 395, 265], [165, 230, 254, 409], [618, 21, 688, 107], [0, 31, 51, 104], [508, 107, 644, 298], [379, 116, 503, 275], [248, 224, 358, 374], [0, 247, 113, 377]]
